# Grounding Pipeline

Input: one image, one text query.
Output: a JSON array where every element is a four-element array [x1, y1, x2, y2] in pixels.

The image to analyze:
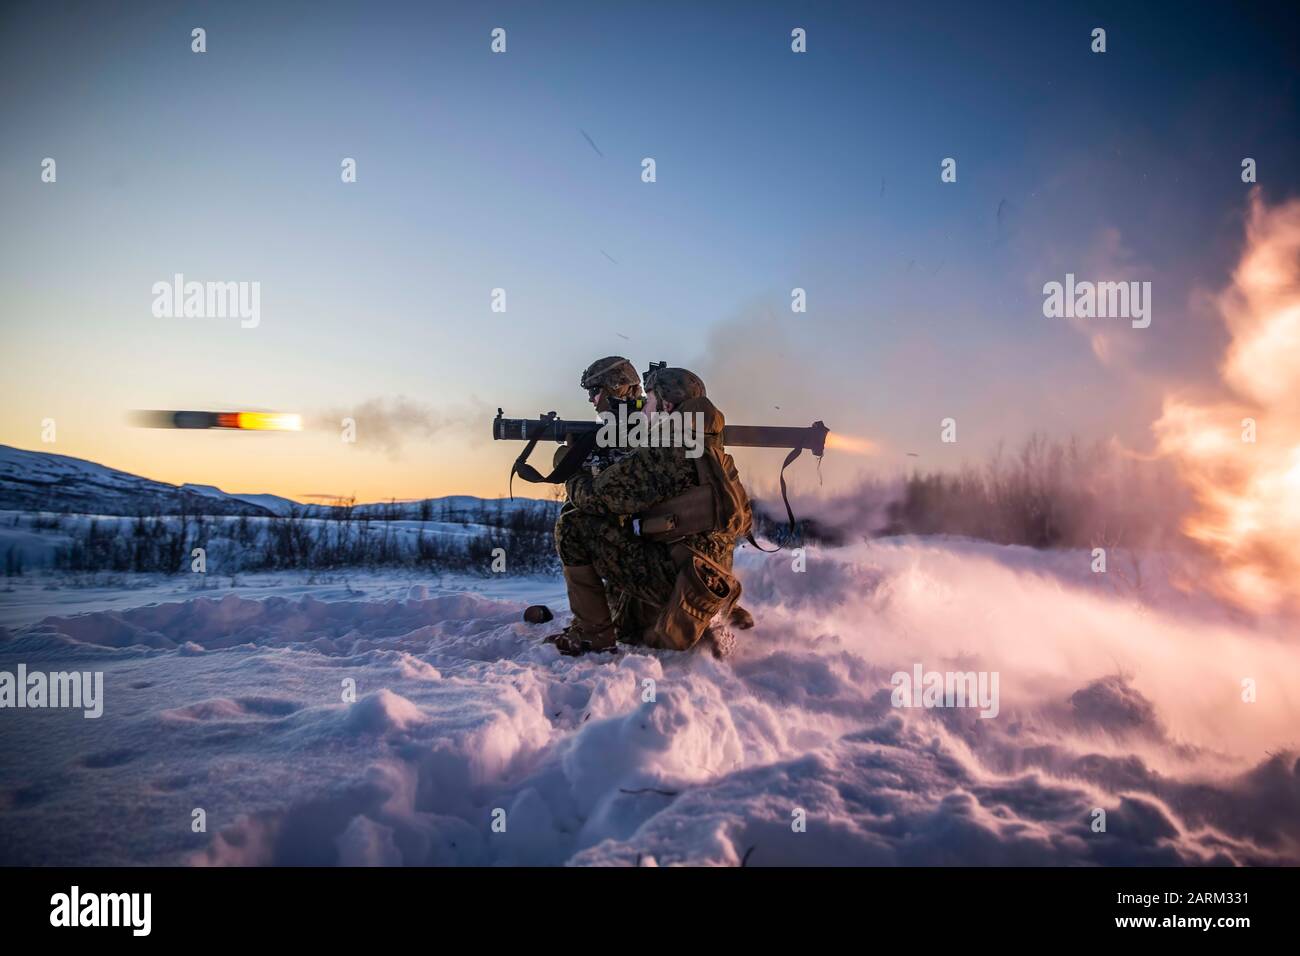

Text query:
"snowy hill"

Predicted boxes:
[[1, 540, 1297, 866], [181, 484, 301, 517], [0, 446, 561, 574], [0, 445, 274, 517], [0, 445, 546, 521]]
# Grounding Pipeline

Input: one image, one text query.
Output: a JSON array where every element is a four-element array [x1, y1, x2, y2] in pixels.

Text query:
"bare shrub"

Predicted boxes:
[[754, 434, 1190, 551]]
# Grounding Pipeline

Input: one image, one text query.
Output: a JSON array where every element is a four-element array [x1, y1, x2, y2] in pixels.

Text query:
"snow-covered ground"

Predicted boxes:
[[0, 508, 548, 575], [1, 538, 1298, 866]]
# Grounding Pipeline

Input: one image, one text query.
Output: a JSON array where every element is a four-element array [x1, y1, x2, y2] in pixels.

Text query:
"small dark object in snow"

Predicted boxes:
[[524, 605, 554, 624]]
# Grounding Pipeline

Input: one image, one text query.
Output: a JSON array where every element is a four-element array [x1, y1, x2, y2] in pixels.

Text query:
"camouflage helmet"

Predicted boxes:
[[580, 356, 641, 397], [644, 366, 706, 405]]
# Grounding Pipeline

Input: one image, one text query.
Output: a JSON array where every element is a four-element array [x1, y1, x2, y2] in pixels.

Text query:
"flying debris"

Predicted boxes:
[[616, 332, 629, 340], [579, 128, 604, 158], [132, 410, 302, 431], [601, 249, 619, 264]]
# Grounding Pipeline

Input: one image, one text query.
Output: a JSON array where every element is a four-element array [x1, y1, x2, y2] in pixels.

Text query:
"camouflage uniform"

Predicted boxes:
[[558, 444, 735, 641], [549, 357, 643, 650], [550, 363, 747, 654], [559, 365, 740, 645]]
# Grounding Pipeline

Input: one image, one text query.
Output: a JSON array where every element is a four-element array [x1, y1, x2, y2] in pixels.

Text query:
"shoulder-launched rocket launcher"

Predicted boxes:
[[492, 410, 829, 457], [493, 408, 828, 533]]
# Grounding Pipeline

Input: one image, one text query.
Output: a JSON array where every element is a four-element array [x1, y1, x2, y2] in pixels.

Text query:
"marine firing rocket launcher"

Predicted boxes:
[[491, 410, 829, 458], [494, 383, 829, 534]]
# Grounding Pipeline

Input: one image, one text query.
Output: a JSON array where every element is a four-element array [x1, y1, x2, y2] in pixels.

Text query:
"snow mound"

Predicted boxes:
[[3, 538, 1299, 866], [344, 690, 425, 733]]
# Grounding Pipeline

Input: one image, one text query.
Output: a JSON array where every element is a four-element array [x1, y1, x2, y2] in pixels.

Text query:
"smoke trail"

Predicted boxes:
[[311, 397, 491, 456]]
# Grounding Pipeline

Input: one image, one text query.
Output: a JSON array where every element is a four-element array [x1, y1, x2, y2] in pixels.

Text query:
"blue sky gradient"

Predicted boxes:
[[2, 1, 1297, 499]]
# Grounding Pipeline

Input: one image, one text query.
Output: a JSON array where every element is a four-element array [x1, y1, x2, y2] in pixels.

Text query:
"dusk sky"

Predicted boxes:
[[3, 0, 1298, 503]]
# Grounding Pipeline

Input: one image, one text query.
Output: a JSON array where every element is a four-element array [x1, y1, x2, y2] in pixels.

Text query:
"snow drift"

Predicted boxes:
[[1, 537, 1296, 867]]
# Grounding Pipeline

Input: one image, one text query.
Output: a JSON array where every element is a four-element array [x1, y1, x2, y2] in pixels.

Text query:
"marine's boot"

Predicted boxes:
[[729, 604, 755, 630], [547, 564, 618, 656]]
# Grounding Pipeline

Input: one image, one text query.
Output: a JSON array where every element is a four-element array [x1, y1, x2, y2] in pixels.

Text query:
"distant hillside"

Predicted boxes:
[[0, 445, 275, 517], [0, 444, 552, 521], [180, 483, 302, 516], [0, 444, 566, 575]]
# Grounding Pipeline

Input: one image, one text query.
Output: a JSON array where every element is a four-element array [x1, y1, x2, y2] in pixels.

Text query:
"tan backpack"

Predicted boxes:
[[635, 397, 753, 544]]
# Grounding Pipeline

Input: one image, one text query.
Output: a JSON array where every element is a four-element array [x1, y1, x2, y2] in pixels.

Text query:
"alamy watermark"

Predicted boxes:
[[891, 663, 1000, 718], [50, 886, 150, 936], [596, 404, 705, 459], [0, 664, 104, 718], [1042, 273, 1151, 329], [152, 273, 260, 328]]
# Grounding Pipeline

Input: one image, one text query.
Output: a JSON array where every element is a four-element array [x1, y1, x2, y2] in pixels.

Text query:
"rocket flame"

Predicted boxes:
[[232, 412, 302, 432], [825, 432, 878, 455], [1153, 192, 1300, 613]]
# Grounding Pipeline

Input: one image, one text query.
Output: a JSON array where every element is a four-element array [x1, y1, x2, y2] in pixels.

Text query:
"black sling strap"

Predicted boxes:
[[509, 416, 599, 499], [777, 444, 804, 532], [738, 445, 802, 553]]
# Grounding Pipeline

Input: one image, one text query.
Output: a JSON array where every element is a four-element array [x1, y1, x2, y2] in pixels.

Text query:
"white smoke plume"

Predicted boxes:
[[311, 397, 491, 456]]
